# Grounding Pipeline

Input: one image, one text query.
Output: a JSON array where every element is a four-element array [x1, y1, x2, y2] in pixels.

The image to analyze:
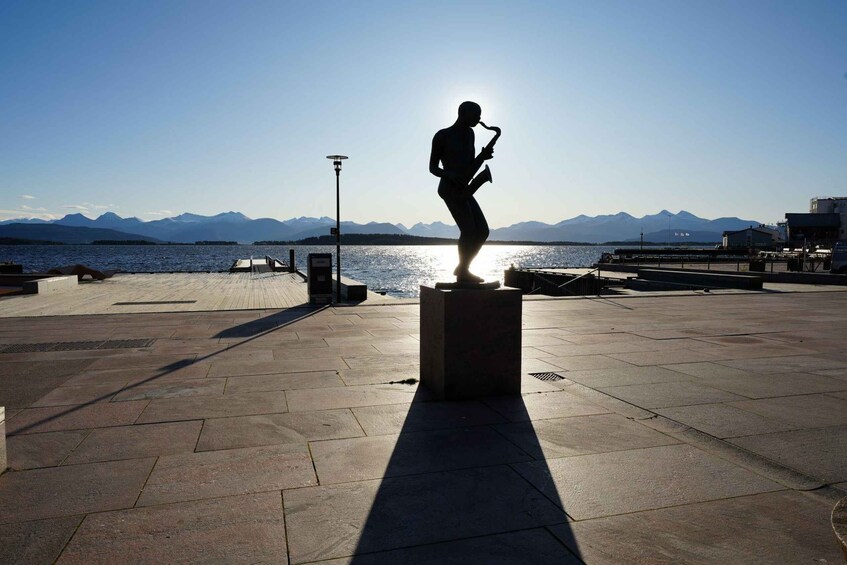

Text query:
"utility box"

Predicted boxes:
[[307, 253, 333, 304]]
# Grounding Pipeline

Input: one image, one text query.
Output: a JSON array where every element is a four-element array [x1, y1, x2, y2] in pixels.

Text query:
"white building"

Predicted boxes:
[[810, 197, 847, 240]]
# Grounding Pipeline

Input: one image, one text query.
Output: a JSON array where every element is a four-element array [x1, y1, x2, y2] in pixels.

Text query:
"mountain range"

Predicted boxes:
[[0, 210, 764, 244]]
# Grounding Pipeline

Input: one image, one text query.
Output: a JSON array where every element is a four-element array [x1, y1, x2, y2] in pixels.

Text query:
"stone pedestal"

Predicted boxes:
[[420, 285, 521, 399]]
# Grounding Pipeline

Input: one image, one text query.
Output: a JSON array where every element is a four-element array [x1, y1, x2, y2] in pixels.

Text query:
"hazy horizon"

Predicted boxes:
[[2, 1, 845, 227], [2, 206, 767, 229]]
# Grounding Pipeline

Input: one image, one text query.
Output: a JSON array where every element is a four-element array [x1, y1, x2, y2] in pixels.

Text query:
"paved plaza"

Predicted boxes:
[[1, 288, 846, 563]]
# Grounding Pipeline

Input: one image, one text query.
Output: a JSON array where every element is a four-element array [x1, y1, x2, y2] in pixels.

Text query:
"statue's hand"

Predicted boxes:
[[480, 146, 494, 160]]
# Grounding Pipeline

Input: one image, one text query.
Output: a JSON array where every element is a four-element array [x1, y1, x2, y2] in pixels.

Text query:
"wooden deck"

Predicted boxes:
[[0, 272, 396, 317]]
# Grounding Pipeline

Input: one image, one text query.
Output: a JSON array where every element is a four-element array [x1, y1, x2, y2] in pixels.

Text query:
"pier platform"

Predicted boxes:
[[0, 286, 846, 562], [0, 272, 397, 317]]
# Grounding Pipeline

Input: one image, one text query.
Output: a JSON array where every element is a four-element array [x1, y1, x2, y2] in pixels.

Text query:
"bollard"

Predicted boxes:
[[289, 249, 296, 273]]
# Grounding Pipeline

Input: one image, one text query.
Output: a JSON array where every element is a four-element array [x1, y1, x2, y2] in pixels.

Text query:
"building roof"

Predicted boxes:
[[722, 227, 775, 237]]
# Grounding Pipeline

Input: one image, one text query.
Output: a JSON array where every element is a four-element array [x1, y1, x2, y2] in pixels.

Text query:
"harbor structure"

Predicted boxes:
[[811, 197, 847, 241], [784, 196, 847, 250], [721, 226, 780, 249]]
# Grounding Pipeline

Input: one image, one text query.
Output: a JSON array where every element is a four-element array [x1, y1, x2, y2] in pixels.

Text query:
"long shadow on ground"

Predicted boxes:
[[7, 306, 325, 435], [299, 386, 583, 563]]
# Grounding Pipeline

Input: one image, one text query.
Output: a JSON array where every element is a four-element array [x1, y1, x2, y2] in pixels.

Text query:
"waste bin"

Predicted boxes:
[[307, 253, 333, 304]]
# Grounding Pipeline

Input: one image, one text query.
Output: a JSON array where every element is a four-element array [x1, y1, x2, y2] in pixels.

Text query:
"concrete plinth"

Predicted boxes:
[[420, 285, 521, 400]]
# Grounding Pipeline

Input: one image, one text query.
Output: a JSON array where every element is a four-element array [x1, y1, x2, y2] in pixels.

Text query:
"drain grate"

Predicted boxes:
[[113, 300, 197, 305], [529, 372, 565, 382], [102, 339, 157, 349], [0, 338, 156, 354]]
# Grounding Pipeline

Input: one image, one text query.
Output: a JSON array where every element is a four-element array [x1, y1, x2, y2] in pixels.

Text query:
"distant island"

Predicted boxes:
[[274, 234, 619, 246], [0, 237, 64, 245]]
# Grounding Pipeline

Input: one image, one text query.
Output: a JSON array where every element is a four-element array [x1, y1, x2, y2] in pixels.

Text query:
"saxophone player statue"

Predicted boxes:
[[429, 101, 501, 285]]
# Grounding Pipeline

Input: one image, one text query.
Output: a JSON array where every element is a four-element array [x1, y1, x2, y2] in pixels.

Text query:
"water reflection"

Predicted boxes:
[[0, 244, 614, 298]]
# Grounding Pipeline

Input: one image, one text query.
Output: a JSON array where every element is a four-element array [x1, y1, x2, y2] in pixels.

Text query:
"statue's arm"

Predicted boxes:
[[429, 132, 446, 178]]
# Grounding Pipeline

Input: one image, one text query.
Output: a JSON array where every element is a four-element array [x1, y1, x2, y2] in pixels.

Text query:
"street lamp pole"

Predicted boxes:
[[326, 155, 348, 304], [667, 213, 671, 248]]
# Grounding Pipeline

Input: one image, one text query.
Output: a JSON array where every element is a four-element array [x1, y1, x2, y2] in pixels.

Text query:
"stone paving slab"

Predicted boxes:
[[655, 403, 800, 438], [0, 359, 96, 409], [351, 401, 507, 435], [492, 413, 680, 459], [716, 354, 847, 374], [608, 348, 722, 366], [337, 364, 419, 386], [512, 444, 782, 520], [7, 401, 148, 435], [314, 528, 579, 565], [64, 421, 202, 465], [0, 516, 83, 564], [31, 383, 126, 407], [310, 427, 532, 484], [86, 353, 197, 372], [207, 356, 349, 377], [61, 363, 210, 387], [112, 377, 227, 401], [285, 384, 423, 412], [196, 410, 364, 451], [284, 465, 567, 564], [481, 390, 611, 422], [663, 362, 847, 398], [135, 390, 287, 423], [729, 425, 847, 483], [728, 394, 847, 428], [59, 492, 289, 564], [137, 443, 316, 507], [815, 368, 847, 381], [543, 354, 632, 371], [6, 429, 90, 469], [0, 458, 155, 524], [599, 380, 746, 408], [552, 490, 842, 563], [223, 371, 344, 393], [561, 365, 692, 388]]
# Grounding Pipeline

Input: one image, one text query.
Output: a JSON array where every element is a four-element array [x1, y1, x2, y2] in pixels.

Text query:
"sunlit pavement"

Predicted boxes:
[[1, 289, 846, 562]]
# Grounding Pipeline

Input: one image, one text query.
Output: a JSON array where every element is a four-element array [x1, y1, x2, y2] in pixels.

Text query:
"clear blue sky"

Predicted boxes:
[[2, 0, 845, 227]]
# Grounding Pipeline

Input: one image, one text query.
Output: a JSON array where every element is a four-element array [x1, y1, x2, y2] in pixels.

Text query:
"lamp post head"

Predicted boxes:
[[326, 155, 348, 172]]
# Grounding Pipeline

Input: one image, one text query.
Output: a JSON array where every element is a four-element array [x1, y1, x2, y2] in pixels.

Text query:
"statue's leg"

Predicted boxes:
[[466, 197, 490, 264], [442, 195, 477, 278]]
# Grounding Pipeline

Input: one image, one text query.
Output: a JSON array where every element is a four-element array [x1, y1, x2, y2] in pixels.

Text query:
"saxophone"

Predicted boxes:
[[464, 121, 501, 197]]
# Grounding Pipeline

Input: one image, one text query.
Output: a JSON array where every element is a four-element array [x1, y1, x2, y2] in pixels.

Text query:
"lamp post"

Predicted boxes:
[[666, 212, 672, 248], [326, 155, 348, 304]]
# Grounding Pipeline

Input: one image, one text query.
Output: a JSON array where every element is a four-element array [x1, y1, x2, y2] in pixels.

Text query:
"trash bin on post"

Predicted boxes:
[[307, 253, 333, 304]]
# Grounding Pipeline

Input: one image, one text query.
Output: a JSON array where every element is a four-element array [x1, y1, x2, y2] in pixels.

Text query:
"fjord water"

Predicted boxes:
[[0, 244, 614, 298]]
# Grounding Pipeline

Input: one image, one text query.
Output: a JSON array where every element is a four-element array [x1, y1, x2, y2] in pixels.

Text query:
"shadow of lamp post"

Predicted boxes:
[[326, 154, 348, 304]]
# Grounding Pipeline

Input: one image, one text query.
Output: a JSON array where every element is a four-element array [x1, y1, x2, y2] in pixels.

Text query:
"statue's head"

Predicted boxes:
[[457, 101, 482, 127]]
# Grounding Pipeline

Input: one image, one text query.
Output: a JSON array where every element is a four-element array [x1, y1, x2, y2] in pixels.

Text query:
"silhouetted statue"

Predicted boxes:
[[430, 101, 500, 283]]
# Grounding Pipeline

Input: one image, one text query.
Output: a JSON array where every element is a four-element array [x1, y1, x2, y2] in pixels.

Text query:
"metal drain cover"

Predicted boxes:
[[113, 300, 197, 305], [0, 338, 156, 354], [529, 372, 565, 381]]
